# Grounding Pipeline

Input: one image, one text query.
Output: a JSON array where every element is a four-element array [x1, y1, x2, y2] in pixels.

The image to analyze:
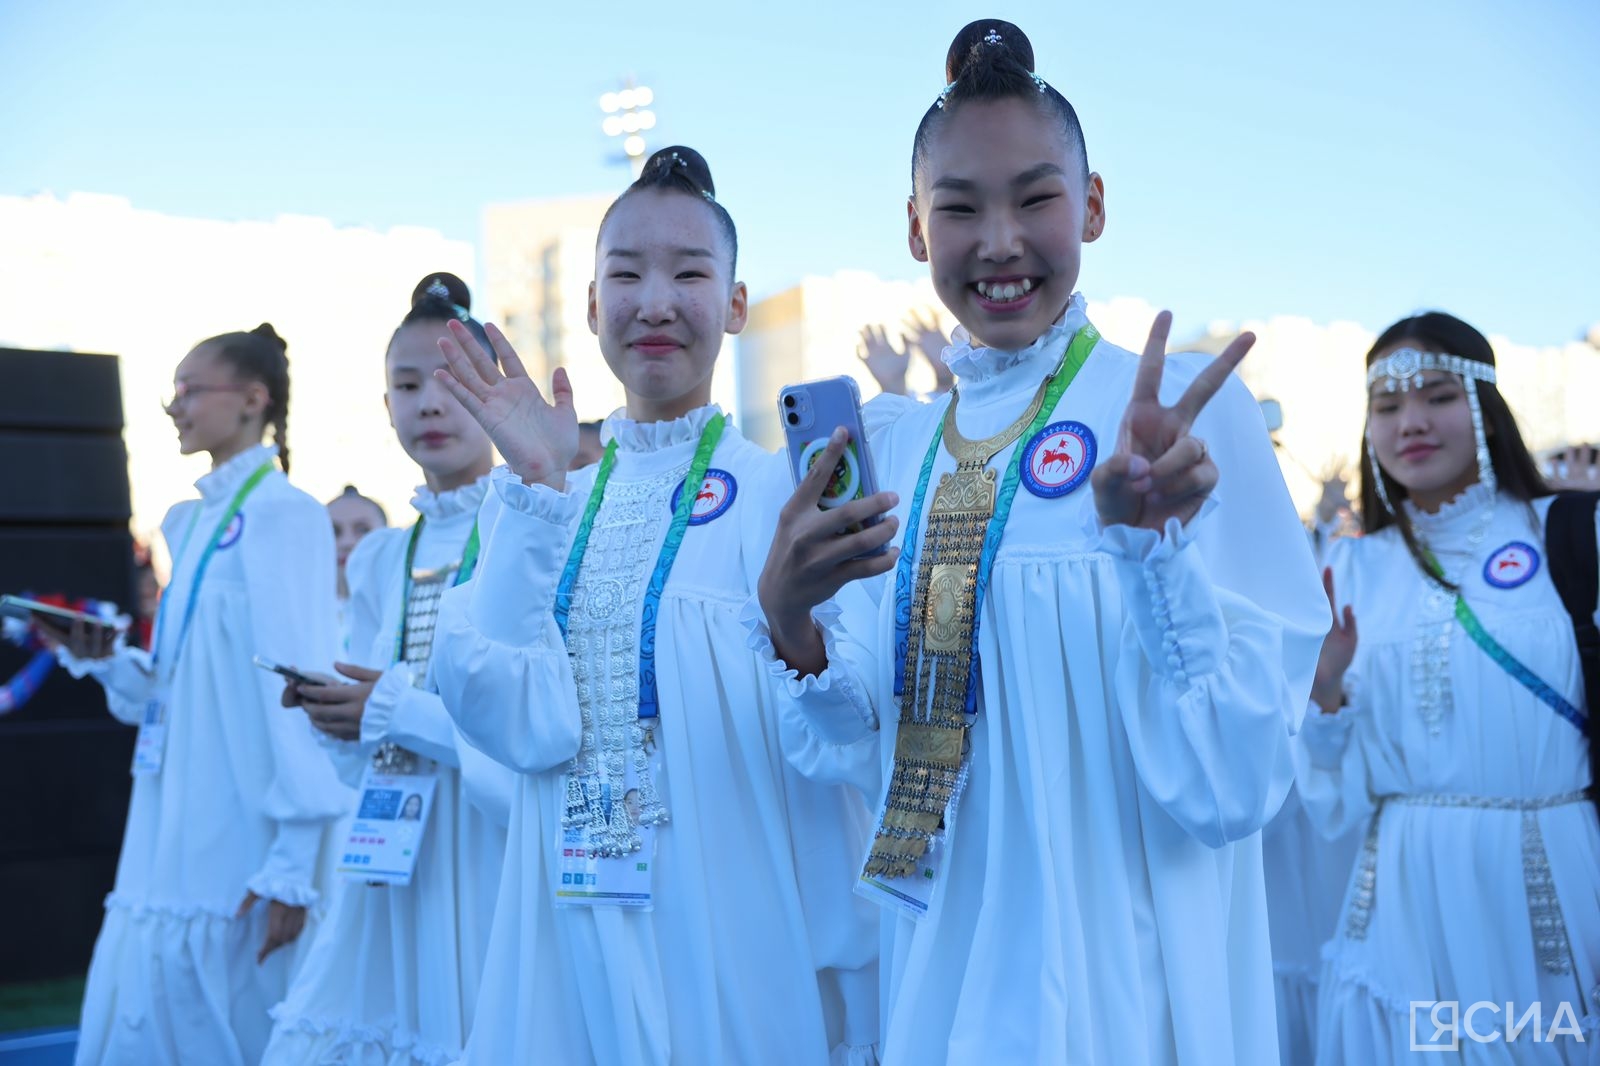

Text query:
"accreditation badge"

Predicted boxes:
[[554, 741, 665, 910], [338, 758, 440, 887], [130, 693, 168, 776]]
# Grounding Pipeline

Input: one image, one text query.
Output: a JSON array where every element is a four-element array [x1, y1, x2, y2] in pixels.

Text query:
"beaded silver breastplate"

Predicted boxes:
[[370, 561, 458, 776]]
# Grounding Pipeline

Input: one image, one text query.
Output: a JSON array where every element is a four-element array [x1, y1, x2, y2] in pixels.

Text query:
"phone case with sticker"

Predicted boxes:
[[777, 376, 887, 555]]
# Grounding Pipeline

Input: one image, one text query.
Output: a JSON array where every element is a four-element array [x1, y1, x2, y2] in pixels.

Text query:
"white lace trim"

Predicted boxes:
[[267, 1005, 459, 1066], [196, 442, 278, 499], [940, 292, 1089, 385], [103, 892, 235, 922], [410, 474, 490, 521], [1402, 480, 1496, 537], [602, 404, 723, 453]]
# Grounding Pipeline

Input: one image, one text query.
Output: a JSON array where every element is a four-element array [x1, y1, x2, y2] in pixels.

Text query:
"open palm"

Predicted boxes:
[[1091, 311, 1255, 531], [435, 320, 578, 490]]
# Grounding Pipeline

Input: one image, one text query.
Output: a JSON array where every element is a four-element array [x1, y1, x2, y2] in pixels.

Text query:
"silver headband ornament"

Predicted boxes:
[[934, 30, 1050, 109], [1364, 346, 1499, 514]]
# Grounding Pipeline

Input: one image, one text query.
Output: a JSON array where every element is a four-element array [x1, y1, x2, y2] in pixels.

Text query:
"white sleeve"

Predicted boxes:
[[56, 640, 155, 726], [1102, 370, 1330, 848], [240, 491, 351, 905], [433, 468, 585, 775]]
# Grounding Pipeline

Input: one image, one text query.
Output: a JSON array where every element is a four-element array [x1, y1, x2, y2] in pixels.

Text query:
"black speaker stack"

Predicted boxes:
[[0, 347, 137, 986]]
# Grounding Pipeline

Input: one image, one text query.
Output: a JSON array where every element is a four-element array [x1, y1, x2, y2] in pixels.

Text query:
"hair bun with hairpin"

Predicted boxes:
[[411, 272, 472, 313]]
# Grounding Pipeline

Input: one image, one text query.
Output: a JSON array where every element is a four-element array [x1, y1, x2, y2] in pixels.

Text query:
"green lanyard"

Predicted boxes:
[[391, 516, 482, 664], [152, 459, 276, 681], [553, 413, 726, 718]]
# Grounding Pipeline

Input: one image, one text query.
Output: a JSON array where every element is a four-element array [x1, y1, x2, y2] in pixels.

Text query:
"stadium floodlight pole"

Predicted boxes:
[[599, 78, 656, 180]]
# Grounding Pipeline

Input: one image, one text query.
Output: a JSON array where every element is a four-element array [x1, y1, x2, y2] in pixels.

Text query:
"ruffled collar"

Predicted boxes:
[[602, 404, 725, 454], [411, 472, 490, 522], [941, 292, 1091, 387], [195, 443, 278, 500], [1404, 481, 1498, 543]]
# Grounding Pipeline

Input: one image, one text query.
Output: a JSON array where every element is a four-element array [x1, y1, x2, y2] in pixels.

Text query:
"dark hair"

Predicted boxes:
[[201, 323, 292, 473], [1358, 311, 1548, 589], [597, 145, 739, 276], [393, 272, 492, 354], [328, 484, 388, 526], [911, 21, 1089, 193]]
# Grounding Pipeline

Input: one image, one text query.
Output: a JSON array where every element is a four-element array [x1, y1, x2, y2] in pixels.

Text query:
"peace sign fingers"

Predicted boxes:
[[1129, 310, 1174, 407], [1173, 330, 1256, 425]]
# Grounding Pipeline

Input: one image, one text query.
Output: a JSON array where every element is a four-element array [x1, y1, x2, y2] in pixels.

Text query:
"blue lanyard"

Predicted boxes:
[[892, 325, 1098, 714], [391, 516, 482, 664], [151, 459, 276, 681], [1425, 552, 1588, 733], [554, 414, 726, 718]]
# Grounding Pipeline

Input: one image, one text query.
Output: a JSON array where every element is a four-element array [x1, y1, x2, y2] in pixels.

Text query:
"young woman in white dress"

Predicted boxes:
[[1300, 310, 1599, 1062], [430, 147, 880, 1066], [264, 273, 512, 1066], [48, 324, 348, 1065], [753, 21, 1327, 1065]]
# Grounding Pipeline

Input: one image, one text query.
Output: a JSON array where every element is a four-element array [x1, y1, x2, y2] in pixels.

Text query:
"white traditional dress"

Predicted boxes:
[[60, 443, 349, 1065], [432, 407, 879, 1065], [263, 476, 513, 1066], [746, 295, 1328, 1065], [1297, 483, 1600, 1062]]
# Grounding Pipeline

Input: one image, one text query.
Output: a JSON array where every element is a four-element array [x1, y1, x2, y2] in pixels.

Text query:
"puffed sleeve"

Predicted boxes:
[[1292, 537, 1380, 840], [432, 467, 585, 774], [55, 501, 200, 723], [239, 487, 352, 904], [738, 450, 884, 801], [1101, 361, 1329, 847]]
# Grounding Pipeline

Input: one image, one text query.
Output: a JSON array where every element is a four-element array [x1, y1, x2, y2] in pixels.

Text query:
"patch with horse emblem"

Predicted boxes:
[[1020, 421, 1096, 499], [670, 469, 737, 525]]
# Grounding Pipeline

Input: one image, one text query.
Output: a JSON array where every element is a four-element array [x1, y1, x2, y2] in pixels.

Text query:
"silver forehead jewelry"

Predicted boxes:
[[1365, 347, 1499, 514]]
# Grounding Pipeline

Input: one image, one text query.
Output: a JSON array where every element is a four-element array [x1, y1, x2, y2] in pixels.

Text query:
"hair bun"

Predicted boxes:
[[411, 272, 472, 312], [249, 322, 287, 352], [639, 145, 716, 200], [946, 19, 1035, 82]]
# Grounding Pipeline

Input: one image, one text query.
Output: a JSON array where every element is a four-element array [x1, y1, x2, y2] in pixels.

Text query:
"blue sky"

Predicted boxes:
[[2, 0, 1595, 345]]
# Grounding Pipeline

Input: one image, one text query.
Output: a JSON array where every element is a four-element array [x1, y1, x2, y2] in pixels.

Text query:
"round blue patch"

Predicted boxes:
[[1483, 541, 1540, 589], [217, 512, 245, 550], [670, 468, 737, 525], [1020, 421, 1096, 499]]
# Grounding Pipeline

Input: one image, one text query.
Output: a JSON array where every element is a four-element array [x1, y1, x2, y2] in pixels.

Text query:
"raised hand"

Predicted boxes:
[[1311, 567, 1357, 714], [435, 319, 578, 491], [1090, 311, 1255, 532], [1544, 443, 1600, 490], [758, 428, 899, 676], [858, 324, 910, 397], [904, 308, 954, 394]]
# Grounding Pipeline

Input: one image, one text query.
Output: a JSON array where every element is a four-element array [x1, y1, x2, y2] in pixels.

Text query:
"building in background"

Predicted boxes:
[[0, 191, 474, 565]]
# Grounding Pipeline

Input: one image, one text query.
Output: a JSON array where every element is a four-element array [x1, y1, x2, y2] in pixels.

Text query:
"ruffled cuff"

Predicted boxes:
[[360, 666, 459, 768], [1095, 499, 1226, 686], [467, 469, 581, 647], [1300, 700, 1358, 770], [359, 663, 415, 746], [741, 596, 877, 742], [829, 1043, 881, 1066], [249, 819, 325, 906]]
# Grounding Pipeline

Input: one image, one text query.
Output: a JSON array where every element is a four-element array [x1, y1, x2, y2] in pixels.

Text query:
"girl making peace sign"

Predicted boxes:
[[755, 19, 1328, 1065]]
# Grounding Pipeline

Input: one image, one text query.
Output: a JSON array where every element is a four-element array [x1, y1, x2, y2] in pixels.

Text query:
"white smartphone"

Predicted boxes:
[[251, 655, 321, 688], [777, 376, 888, 556], [0, 594, 125, 631]]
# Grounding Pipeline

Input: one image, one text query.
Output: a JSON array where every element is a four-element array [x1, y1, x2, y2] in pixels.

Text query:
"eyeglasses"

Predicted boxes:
[[162, 382, 248, 409]]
